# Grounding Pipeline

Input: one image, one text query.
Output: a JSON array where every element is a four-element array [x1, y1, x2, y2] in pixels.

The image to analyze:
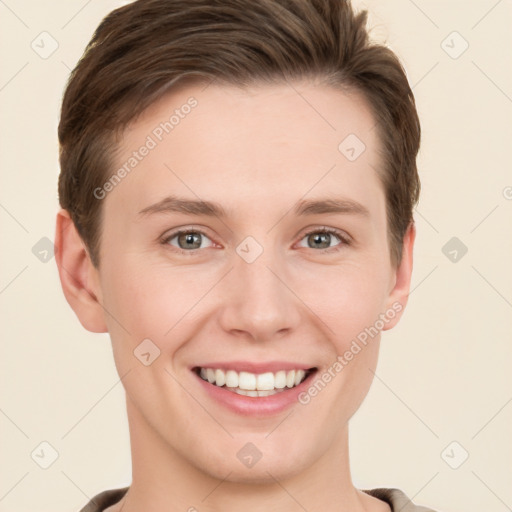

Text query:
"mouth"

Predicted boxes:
[[192, 366, 318, 397]]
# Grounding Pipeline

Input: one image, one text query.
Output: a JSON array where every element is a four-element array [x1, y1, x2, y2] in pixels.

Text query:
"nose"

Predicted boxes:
[[217, 246, 301, 342]]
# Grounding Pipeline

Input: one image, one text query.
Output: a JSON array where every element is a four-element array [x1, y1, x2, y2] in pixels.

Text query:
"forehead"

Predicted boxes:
[[106, 80, 383, 221]]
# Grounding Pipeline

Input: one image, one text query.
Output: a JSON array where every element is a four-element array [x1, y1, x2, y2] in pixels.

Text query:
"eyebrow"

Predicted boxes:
[[137, 195, 370, 219]]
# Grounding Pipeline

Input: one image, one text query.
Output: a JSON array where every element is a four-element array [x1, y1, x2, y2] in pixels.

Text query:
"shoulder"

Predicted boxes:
[[78, 487, 129, 512], [362, 487, 439, 512]]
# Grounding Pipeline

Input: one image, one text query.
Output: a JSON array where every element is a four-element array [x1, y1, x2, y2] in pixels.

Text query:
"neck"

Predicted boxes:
[[114, 395, 382, 512]]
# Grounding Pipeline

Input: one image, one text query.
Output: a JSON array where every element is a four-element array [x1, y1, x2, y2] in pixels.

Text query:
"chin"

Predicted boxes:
[[198, 448, 311, 484]]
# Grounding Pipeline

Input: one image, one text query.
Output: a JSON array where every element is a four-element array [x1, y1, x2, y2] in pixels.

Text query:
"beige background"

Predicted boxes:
[[1, 1, 511, 511]]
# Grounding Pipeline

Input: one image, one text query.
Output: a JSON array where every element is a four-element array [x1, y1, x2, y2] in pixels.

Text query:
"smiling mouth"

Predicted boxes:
[[193, 366, 318, 397]]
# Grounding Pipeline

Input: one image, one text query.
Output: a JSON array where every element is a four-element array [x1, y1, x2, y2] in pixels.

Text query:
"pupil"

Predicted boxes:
[[310, 233, 330, 249], [179, 232, 201, 249]]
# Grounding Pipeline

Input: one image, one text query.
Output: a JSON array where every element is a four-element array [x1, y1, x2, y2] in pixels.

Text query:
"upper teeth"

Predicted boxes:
[[199, 368, 307, 390]]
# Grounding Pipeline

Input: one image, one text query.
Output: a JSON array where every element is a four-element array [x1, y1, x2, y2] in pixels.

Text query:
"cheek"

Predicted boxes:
[[100, 258, 215, 359], [296, 261, 389, 345], [99, 261, 174, 356]]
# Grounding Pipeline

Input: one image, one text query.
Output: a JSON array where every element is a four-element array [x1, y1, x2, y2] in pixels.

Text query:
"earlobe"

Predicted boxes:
[[54, 209, 108, 333], [382, 221, 416, 331]]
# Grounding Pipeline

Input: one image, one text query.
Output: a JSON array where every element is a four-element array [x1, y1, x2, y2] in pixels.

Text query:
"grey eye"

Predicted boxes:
[[166, 231, 213, 251], [298, 230, 343, 250]]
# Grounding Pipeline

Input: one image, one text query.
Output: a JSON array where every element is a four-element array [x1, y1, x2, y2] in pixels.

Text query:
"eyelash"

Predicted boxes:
[[161, 226, 351, 256]]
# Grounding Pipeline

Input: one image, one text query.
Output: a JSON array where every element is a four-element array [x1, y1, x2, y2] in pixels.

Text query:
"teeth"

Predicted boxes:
[[215, 369, 226, 387], [225, 370, 238, 388], [197, 367, 309, 391], [239, 371, 256, 390]]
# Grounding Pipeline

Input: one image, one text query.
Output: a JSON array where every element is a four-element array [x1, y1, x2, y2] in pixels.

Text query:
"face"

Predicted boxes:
[[78, 80, 413, 482]]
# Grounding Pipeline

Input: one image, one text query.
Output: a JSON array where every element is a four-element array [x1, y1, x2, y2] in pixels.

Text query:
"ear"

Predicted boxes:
[[54, 208, 108, 333], [382, 221, 416, 331]]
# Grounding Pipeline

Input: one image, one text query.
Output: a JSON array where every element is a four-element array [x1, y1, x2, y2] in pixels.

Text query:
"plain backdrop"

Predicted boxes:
[[1, 1, 511, 511]]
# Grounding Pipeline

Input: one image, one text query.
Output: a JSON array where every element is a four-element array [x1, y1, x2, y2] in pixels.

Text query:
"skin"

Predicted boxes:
[[55, 80, 415, 512]]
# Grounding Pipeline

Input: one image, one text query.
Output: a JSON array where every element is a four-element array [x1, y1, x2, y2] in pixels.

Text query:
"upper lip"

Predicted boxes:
[[191, 361, 317, 374]]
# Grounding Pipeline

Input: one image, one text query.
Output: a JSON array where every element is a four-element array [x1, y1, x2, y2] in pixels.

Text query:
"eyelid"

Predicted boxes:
[[161, 225, 352, 254], [160, 226, 217, 253], [295, 226, 352, 250]]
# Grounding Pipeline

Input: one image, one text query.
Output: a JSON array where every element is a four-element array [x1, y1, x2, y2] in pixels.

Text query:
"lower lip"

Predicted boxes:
[[192, 369, 317, 416]]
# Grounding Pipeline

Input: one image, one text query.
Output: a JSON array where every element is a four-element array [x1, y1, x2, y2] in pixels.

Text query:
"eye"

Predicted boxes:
[[297, 227, 350, 251], [161, 226, 350, 255], [163, 229, 214, 252]]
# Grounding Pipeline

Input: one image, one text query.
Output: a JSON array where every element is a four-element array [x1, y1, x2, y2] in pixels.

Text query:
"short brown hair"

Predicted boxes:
[[58, 0, 420, 269]]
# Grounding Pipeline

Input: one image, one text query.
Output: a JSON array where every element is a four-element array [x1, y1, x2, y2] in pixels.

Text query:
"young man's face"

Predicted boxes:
[[59, 80, 414, 483]]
